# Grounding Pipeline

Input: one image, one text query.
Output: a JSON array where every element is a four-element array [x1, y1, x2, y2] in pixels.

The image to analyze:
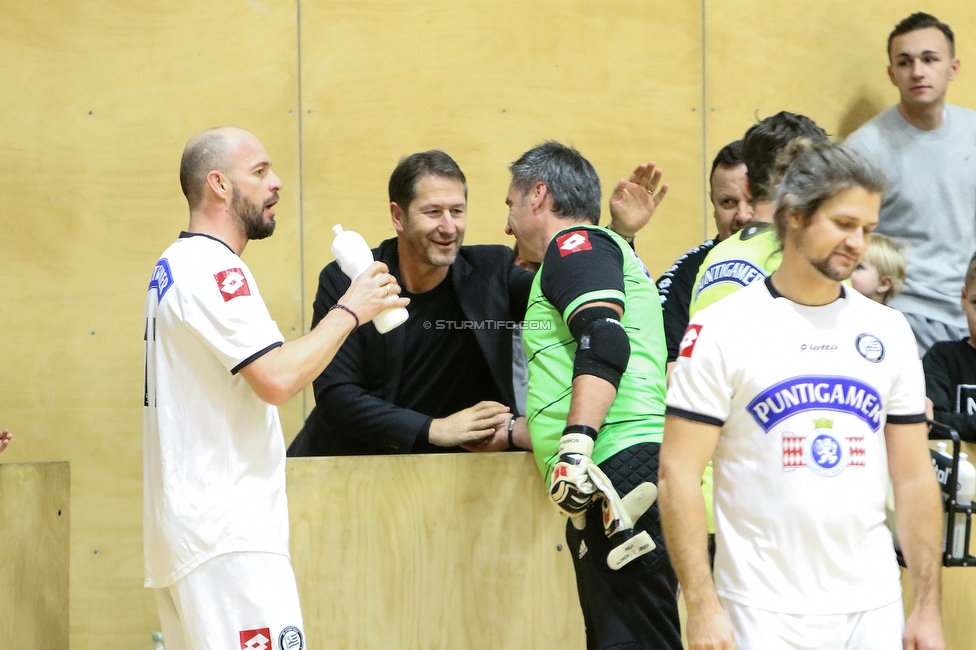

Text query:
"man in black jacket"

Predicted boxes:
[[288, 150, 663, 456]]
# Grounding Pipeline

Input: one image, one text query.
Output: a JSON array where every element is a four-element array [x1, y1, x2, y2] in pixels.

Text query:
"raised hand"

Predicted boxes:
[[608, 161, 669, 239]]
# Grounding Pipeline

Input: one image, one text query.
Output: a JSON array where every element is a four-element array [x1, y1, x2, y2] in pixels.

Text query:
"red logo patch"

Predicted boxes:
[[556, 230, 593, 257], [215, 268, 251, 302], [679, 324, 702, 358], [240, 628, 271, 650]]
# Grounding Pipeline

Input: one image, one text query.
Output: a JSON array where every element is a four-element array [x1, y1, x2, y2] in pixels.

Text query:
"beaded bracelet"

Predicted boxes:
[[329, 303, 360, 329]]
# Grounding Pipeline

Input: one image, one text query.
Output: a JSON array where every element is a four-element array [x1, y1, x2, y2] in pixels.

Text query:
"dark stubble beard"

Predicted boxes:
[[231, 184, 276, 241]]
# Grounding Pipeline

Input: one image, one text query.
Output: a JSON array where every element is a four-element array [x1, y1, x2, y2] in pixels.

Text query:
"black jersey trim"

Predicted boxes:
[[179, 231, 236, 255], [886, 413, 928, 425], [231, 341, 284, 375], [764, 275, 847, 301], [664, 406, 724, 428]]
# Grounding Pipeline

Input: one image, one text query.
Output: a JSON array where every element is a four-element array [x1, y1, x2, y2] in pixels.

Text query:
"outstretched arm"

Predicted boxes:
[[241, 262, 408, 406]]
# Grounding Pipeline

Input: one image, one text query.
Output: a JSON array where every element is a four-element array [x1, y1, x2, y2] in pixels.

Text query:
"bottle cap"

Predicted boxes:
[[152, 632, 164, 642]]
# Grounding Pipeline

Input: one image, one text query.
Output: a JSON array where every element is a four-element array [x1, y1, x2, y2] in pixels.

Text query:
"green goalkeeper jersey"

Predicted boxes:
[[524, 225, 668, 482]]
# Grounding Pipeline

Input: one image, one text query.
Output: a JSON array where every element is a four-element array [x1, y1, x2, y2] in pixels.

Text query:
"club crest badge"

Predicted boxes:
[[855, 333, 885, 363], [278, 626, 304, 650]]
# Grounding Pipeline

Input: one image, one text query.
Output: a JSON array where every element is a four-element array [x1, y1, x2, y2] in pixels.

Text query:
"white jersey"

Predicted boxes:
[[667, 278, 925, 615], [143, 233, 288, 588]]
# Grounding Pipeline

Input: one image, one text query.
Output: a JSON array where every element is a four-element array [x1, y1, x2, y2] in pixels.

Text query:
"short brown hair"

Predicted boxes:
[[888, 12, 955, 59]]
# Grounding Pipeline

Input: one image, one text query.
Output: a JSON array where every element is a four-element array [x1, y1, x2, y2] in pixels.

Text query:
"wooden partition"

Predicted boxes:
[[0, 461, 70, 649], [287, 452, 585, 649]]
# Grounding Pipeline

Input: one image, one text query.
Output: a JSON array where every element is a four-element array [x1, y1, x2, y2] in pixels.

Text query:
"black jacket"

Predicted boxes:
[[288, 237, 534, 456]]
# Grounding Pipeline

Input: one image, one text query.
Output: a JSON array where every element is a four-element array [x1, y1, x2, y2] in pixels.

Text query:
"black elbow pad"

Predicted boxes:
[[569, 306, 630, 389]]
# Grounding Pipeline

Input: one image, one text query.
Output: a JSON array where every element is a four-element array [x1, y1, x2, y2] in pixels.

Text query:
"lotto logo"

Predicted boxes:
[[215, 268, 251, 302], [679, 325, 702, 358], [239, 628, 271, 650], [556, 231, 592, 256]]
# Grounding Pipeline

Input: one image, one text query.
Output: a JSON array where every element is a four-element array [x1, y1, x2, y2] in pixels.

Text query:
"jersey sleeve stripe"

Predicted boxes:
[[664, 406, 724, 428], [231, 341, 284, 375], [563, 289, 625, 322], [885, 413, 928, 425]]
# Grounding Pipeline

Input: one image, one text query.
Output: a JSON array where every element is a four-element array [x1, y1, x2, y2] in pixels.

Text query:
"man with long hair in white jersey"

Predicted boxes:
[[659, 140, 945, 650]]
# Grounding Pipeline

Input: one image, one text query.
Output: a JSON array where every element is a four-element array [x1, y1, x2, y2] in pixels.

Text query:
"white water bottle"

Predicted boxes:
[[952, 452, 975, 559], [331, 225, 408, 334]]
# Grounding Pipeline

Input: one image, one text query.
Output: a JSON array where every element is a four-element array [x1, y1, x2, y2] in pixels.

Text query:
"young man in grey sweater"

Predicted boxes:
[[846, 12, 976, 353]]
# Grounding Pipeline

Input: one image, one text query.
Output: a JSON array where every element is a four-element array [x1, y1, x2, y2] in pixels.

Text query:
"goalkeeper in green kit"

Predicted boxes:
[[504, 141, 681, 649]]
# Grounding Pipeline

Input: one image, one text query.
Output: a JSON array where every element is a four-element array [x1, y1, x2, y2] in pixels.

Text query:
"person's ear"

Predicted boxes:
[[390, 202, 406, 233]]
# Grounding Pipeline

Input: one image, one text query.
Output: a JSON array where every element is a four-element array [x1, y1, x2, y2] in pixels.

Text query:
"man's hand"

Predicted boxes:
[[462, 415, 531, 453], [903, 605, 946, 650], [608, 162, 668, 239], [338, 261, 409, 325], [429, 401, 510, 448], [549, 430, 598, 517], [685, 599, 738, 650], [0, 428, 11, 454]]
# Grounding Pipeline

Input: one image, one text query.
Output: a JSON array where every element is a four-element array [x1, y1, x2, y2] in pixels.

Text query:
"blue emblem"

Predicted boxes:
[[747, 375, 883, 433], [810, 434, 841, 469], [695, 258, 765, 294], [148, 258, 174, 299]]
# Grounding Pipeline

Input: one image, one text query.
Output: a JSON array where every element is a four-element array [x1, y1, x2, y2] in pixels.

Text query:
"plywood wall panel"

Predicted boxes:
[[298, 0, 704, 296], [0, 2, 301, 648]]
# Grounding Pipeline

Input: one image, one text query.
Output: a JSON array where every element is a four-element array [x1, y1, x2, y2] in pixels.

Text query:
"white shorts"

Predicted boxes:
[[721, 596, 904, 650], [154, 552, 305, 650]]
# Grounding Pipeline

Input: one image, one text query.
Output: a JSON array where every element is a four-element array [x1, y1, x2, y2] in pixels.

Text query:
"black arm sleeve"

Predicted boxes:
[[923, 341, 976, 443], [539, 228, 625, 319]]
